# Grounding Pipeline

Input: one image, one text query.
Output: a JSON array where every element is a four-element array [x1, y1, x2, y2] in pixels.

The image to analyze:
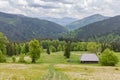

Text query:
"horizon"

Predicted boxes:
[[0, 11, 115, 20]]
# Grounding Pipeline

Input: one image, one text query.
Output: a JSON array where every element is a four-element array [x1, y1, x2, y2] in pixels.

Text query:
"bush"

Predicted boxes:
[[50, 46, 56, 52], [12, 56, 16, 62], [99, 48, 119, 66], [18, 54, 25, 63], [0, 51, 6, 62]]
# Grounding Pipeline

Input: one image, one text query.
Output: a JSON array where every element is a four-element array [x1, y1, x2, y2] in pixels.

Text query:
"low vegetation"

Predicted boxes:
[[0, 50, 6, 62]]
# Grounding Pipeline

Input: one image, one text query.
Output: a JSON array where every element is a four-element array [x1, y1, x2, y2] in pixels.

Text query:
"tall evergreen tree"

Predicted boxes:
[[64, 41, 71, 58], [46, 46, 50, 55]]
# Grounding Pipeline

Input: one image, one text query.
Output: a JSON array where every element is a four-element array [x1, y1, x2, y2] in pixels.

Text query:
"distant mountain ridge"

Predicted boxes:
[[66, 14, 109, 30], [0, 12, 68, 42], [40, 17, 78, 26], [70, 15, 120, 40]]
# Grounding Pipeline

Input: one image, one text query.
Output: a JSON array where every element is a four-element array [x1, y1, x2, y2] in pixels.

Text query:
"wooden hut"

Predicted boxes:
[[80, 54, 99, 63]]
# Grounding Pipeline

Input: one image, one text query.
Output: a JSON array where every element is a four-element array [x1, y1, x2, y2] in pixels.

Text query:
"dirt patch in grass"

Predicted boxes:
[[0, 63, 28, 69]]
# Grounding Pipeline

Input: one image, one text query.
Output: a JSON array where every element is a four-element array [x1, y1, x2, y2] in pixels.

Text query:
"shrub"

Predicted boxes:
[[18, 54, 25, 63], [115, 68, 119, 70], [12, 56, 16, 62], [0, 50, 6, 62], [99, 48, 119, 66], [57, 44, 62, 51], [50, 46, 56, 52]]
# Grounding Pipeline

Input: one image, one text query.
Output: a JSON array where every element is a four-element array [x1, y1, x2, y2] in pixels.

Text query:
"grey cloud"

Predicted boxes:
[[25, 0, 61, 9], [28, 3, 59, 9], [28, 3, 60, 9], [41, 0, 73, 4]]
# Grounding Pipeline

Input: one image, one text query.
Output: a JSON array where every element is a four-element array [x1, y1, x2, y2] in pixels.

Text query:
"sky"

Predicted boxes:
[[0, 0, 120, 19]]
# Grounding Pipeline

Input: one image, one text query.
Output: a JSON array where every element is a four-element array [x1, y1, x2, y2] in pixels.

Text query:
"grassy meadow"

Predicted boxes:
[[1, 51, 120, 80]]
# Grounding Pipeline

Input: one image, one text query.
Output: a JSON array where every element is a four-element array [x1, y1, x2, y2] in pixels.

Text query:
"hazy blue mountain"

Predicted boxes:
[[66, 14, 109, 31], [0, 12, 68, 42], [40, 17, 78, 26]]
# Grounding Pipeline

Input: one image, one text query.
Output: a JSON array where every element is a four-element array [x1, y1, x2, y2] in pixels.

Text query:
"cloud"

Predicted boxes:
[[28, 2, 60, 9], [41, 0, 73, 4], [29, 4, 59, 9], [0, 0, 119, 19], [0, 0, 9, 8]]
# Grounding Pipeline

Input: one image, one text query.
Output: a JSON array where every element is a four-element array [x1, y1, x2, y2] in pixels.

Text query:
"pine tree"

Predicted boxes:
[[64, 41, 71, 58], [46, 46, 50, 55]]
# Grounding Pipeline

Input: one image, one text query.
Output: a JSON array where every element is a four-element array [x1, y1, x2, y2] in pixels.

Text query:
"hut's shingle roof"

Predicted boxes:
[[80, 54, 99, 61]]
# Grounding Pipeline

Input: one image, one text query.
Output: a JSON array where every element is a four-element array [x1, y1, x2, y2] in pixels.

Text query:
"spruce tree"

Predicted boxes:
[[64, 41, 71, 58], [46, 46, 50, 55]]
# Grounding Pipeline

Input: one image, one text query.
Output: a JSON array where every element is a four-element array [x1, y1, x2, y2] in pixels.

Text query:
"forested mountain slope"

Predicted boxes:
[[0, 12, 68, 42], [67, 15, 120, 41], [66, 14, 109, 30]]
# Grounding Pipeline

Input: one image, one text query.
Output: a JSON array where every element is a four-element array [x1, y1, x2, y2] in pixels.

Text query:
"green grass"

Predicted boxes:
[[38, 51, 88, 64], [5, 51, 120, 67], [6, 51, 83, 64], [37, 51, 99, 66]]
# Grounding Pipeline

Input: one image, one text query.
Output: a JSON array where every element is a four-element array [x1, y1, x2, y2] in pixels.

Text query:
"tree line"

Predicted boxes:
[[0, 32, 119, 66]]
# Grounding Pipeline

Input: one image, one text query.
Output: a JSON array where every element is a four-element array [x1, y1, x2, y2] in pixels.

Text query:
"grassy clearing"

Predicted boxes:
[[1, 51, 120, 80], [38, 51, 90, 64], [39, 51, 120, 66], [0, 63, 48, 80], [55, 64, 120, 80], [1, 63, 120, 80]]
